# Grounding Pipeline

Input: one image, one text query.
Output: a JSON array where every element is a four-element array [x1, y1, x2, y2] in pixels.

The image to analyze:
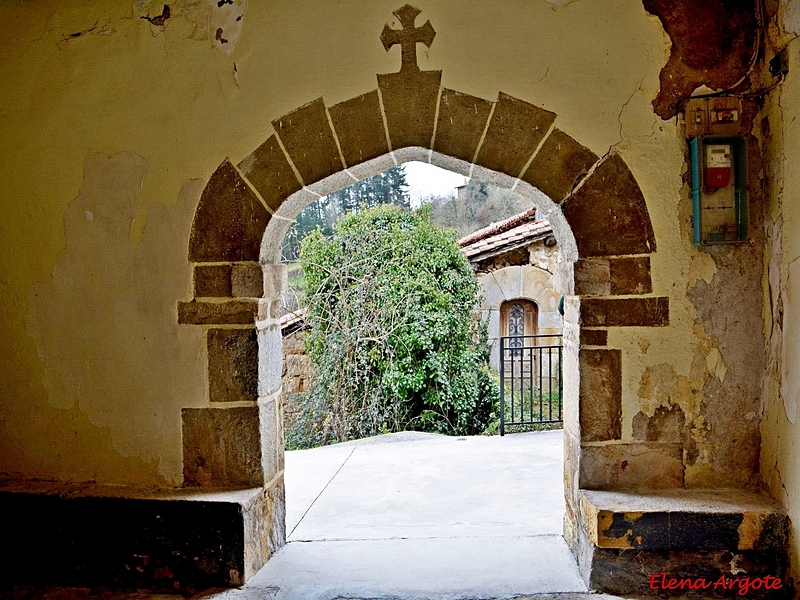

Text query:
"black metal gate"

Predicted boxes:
[[500, 334, 563, 435]]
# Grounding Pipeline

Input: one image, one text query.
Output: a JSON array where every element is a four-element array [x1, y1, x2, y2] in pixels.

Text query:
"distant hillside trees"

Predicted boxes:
[[282, 165, 411, 261], [425, 180, 534, 237]]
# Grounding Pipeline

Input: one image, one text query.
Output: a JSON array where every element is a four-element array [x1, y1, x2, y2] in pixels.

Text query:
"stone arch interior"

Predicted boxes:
[[179, 74, 664, 589]]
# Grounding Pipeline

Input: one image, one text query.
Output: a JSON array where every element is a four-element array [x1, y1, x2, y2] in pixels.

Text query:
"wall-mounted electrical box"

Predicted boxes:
[[685, 97, 749, 246]]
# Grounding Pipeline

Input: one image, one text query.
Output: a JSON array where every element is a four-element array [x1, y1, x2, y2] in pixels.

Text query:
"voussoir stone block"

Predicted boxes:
[[580, 349, 621, 441], [188, 161, 271, 263], [377, 69, 442, 150], [562, 153, 656, 257], [581, 297, 669, 327], [475, 92, 556, 178], [434, 88, 493, 163], [580, 442, 684, 490], [194, 264, 233, 298], [328, 91, 389, 168], [178, 300, 258, 325], [182, 406, 263, 487], [272, 98, 343, 186], [521, 128, 598, 202], [232, 264, 264, 298], [238, 135, 302, 212], [208, 328, 258, 404]]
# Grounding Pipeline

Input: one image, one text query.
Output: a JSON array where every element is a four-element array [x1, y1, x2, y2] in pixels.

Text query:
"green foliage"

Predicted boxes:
[[282, 165, 410, 261], [288, 204, 498, 448]]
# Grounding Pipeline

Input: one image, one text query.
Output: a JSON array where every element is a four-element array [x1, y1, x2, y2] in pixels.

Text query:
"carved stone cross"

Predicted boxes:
[[380, 4, 436, 74]]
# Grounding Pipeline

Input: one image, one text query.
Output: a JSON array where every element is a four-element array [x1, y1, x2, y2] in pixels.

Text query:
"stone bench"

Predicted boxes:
[[0, 480, 279, 593], [578, 488, 791, 598]]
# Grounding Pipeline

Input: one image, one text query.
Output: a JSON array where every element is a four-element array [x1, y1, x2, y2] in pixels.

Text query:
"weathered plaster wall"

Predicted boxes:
[[0, 0, 763, 488], [760, 3, 800, 578]]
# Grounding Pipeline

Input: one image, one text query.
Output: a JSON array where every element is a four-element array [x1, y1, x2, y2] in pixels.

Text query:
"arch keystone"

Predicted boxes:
[[377, 69, 442, 150]]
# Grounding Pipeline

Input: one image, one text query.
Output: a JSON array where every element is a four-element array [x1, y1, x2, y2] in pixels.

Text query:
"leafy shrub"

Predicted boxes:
[[287, 205, 499, 448]]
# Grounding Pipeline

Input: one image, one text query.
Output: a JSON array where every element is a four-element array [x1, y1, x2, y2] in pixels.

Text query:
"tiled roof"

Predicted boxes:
[[459, 209, 554, 263], [280, 307, 307, 334]]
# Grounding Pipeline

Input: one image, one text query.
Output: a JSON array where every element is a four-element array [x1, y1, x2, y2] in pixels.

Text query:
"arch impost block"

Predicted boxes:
[[574, 257, 652, 297], [178, 299, 258, 325], [581, 297, 669, 328]]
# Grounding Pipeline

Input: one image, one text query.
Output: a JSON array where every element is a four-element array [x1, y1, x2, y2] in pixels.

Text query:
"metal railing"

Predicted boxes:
[[499, 334, 563, 436]]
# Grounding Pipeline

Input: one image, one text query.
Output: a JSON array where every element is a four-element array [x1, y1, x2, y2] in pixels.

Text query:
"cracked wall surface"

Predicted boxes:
[[0, 0, 769, 495], [760, 4, 800, 580]]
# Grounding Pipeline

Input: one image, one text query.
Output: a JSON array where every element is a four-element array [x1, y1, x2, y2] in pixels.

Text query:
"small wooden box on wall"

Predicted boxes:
[[684, 96, 749, 246]]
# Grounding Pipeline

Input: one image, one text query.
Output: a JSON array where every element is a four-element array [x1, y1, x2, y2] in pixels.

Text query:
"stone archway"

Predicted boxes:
[[178, 78, 667, 583]]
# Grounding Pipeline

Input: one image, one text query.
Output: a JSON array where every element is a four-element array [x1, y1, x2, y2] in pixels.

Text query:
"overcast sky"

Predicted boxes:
[[403, 161, 467, 207]]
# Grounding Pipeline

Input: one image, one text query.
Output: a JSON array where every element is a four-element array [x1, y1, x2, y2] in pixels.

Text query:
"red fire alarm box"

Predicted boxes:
[[705, 144, 732, 189]]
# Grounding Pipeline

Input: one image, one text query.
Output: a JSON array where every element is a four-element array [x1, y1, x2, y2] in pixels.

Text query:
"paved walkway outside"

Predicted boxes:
[[214, 429, 593, 599]]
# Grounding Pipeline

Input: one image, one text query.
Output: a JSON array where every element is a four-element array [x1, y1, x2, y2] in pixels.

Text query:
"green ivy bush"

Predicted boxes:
[[286, 205, 498, 449]]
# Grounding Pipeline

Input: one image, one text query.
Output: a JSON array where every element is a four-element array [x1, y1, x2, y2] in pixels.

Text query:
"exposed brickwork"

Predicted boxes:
[[272, 98, 343, 185], [562, 154, 656, 257], [475, 92, 556, 178], [521, 128, 598, 202], [328, 91, 389, 167], [188, 161, 271, 263], [580, 349, 622, 441]]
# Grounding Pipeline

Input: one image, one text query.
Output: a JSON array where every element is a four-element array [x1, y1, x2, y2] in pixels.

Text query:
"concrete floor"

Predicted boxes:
[[218, 429, 594, 599]]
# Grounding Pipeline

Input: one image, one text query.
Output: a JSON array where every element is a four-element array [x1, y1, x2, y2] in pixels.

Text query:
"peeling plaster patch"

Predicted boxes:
[[780, 257, 800, 423], [643, 0, 758, 119], [688, 251, 718, 286], [133, 0, 246, 55], [27, 153, 205, 484]]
